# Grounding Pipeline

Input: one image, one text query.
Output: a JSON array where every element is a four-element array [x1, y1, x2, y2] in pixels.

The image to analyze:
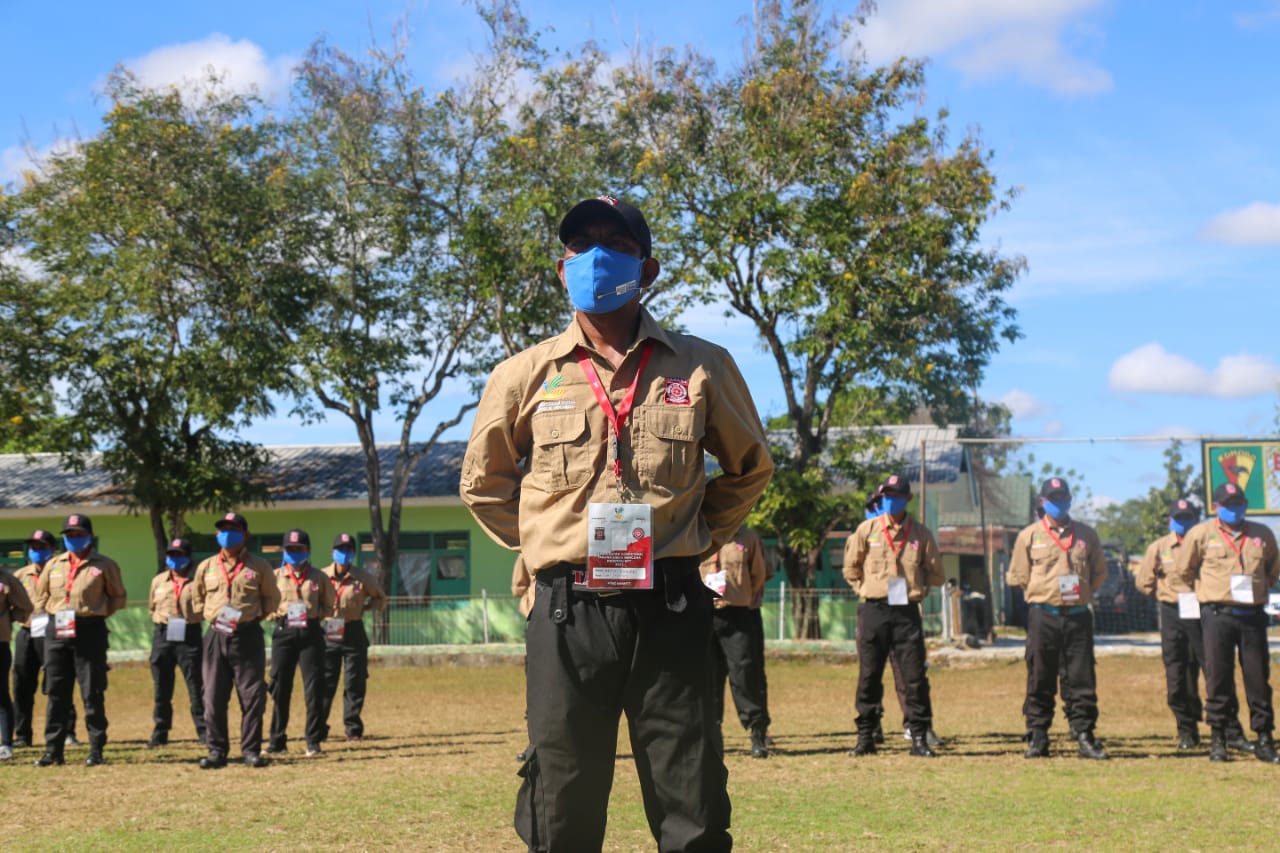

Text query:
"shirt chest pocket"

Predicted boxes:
[[529, 411, 593, 493], [637, 406, 704, 491]]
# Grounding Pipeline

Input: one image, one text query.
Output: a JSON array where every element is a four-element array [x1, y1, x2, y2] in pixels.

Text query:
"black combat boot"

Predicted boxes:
[[1024, 728, 1049, 759], [1208, 728, 1229, 762], [1254, 732, 1280, 764], [909, 733, 937, 758], [1076, 730, 1109, 760], [84, 749, 106, 767], [750, 725, 769, 759], [1225, 727, 1257, 754], [848, 732, 877, 757], [34, 750, 64, 767], [872, 719, 885, 744], [1176, 729, 1199, 751]]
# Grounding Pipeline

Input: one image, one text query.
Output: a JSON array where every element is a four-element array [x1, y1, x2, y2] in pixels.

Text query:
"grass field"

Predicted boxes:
[[4, 653, 1278, 851]]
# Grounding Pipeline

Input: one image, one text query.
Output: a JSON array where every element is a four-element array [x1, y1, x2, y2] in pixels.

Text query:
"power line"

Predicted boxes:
[[952, 435, 1225, 446]]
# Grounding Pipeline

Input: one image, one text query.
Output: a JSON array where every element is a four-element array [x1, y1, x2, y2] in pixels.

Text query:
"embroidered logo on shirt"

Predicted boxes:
[[541, 374, 566, 400], [536, 399, 576, 413], [664, 378, 690, 405], [90, 567, 102, 577]]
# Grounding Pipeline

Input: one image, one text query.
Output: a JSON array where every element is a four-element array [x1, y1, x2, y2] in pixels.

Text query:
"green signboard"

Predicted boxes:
[[1202, 440, 1280, 516]]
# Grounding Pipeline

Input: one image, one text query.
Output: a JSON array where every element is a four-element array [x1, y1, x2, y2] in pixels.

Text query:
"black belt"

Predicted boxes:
[[1204, 603, 1260, 615], [535, 557, 699, 624]]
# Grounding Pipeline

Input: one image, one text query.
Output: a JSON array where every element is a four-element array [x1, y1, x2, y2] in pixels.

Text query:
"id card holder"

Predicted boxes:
[[54, 609, 76, 639], [1230, 574, 1254, 604], [887, 576, 909, 606], [1058, 574, 1081, 604], [1177, 592, 1200, 620], [287, 601, 309, 628], [323, 617, 345, 642], [584, 502, 654, 590], [30, 613, 48, 638], [166, 615, 188, 641], [703, 570, 727, 597], [213, 605, 240, 635]]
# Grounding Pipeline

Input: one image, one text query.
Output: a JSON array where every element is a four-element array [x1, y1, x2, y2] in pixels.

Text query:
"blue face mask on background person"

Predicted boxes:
[[28, 547, 53, 565], [216, 529, 245, 549], [883, 495, 909, 516], [563, 245, 643, 314], [283, 550, 309, 567], [1169, 518, 1195, 536], [1217, 504, 1246, 526], [1042, 499, 1071, 520], [166, 556, 191, 572], [63, 534, 92, 554], [333, 549, 354, 567]]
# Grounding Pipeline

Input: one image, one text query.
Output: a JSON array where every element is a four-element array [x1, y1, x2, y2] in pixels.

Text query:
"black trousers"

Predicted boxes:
[[12, 627, 77, 744], [150, 622, 206, 742], [44, 616, 109, 753], [0, 643, 12, 747], [1159, 602, 1203, 734], [1202, 604, 1274, 734], [517, 561, 731, 853], [855, 600, 932, 737], [1024, 606, 1097, 733], [203, 622, 267, 758], [322, 620, 370, 739], [269, 619, 326, 750], [710, 605, 770, 732]]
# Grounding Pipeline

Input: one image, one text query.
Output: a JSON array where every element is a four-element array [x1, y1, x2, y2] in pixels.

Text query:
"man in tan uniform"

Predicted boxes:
[[267, 528, 336, 757], [0, 555, 34, 760], [146, 537, 206, 748], [1007, 477, 1109, 760], [1176, 482, 1280, 764], [32, 513, 127, 767], [700, 525, 773, 758], [461, 196, 773, 852], [320, 532, 387, 744], [843, 474, 944, 758], [192, 511, 280, 769], [1134, 499, 1252, 755]]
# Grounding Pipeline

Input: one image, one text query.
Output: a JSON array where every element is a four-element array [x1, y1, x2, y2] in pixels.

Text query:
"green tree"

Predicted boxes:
[[1095, 440, 1203, 556], [617, 1, 1023, 635]]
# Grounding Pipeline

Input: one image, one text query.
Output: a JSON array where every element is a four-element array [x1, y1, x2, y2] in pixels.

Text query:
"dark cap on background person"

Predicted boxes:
[[25, 529, 57, 548], [1212, 482, 1247, 505], [283, 529, 311, 548], [333, 533, 357, 549], [165, 537, 193, 557], [1039, 477, 1071, 499], [880, 474, 911, 497], [61, 513, 93, 535], [1169, 499, 1200, 521], [215, 512, 248, 530]]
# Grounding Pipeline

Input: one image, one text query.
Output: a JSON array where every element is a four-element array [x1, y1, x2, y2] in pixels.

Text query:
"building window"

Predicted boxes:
[[357, 531, 470, 604]]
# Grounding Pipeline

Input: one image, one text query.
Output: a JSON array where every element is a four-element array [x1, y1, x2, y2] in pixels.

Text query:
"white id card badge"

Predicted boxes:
[[703, 570, 727, 597], [323, 617, 345, 642], [1177, 592, 1201, 619], [30, 613, 48, 638], [1230, 574, 1254, 604], [1058, 574, 1081, 604], [166, 616, 188, 641], [887, 576, 909, 606], [287, 601, 308, 628], [54, 609, 76, 639], [213, 605, 240, 635], [584, 503, 654, 590]]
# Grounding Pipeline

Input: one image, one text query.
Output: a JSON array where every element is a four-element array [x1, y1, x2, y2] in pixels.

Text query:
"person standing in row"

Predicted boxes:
[[461, 195, 773, 851], [843, 474, 944, 758], [11, 530, 80, 751], [320, 532, 387, 744], [268, 528, 335, 757], [1134, 499, 1253, 755], [0, 554, 34, 760], [32, 513, 127, 767], [146, 537, 206, 749], [700, 524, 773, 759], [1176, 482, 1280, 763], [193, 512, 279, 769], [1007, 477, 1109, 760]]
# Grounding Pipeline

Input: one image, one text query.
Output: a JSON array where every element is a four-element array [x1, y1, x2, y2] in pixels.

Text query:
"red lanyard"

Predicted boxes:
[[331, 573, 351, 612], [171, 573, 188, 609], [575, 340, 654, 489], [1041, 516, 1075, 554], [879, 515, 913, 565], [65, 554, 85, 602], [1217, 522, 1246, 569], [218, 553, 245, 592], [289, 567, 310, 599]]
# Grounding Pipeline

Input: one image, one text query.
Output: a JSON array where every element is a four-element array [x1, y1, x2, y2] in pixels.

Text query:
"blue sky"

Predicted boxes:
[[5, 0, 1280, 510]]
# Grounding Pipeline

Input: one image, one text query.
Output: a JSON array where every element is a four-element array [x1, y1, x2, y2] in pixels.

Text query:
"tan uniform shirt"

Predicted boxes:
[[0, 568, 34, 643], [320, 564, 388, 621], [1176, 518, 1280, 606], [192, 550, 280, 623], [149, 570, 203, 624], [460, 308, 774, 574], [511, 556, 536, 618], [1134, 532, 1193, 605], [33, 551, 128, 618], [271, 564, 337, 621], [1006, 516, 1107, 606], [13, 563, 44, 628], [699, 527, 770, 609], [842, 514, 944, 602]]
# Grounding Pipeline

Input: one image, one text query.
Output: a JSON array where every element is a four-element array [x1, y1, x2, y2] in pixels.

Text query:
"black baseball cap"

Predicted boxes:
[[283, 528, 311, 548], [166, 537, 193, 557], [1039, 477, 1071, 499], [1169, 499, 1200, 521], [333, 533, 357, 549], [880, 474, 911, 497], [1213, 482, 1247, 505], [558, 196, 653, 258], [25, 529, 56, 548], [61, 513, 93, 535], [215, 512, 248, 531]]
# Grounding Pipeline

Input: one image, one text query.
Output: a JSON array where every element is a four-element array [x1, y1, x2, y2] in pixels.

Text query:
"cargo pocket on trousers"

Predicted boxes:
[[514, 748, 547, 852]]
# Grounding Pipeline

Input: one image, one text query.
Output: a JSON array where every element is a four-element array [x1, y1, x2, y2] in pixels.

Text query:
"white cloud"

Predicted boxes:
[[117, 34, 296, 102], [1041, 420, 1064, 437], [1108, 343, 1280, 398], [1236, 2, 1280, 28], [997, 388, 1051, 419], [855, 0, 1111, 95], [1, 138, 79, 186], [1200, 202, 1280, 246]]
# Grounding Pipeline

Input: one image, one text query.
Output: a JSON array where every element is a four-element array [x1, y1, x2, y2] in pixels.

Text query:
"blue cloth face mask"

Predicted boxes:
[[166, 556, 191, 572], [883, 495, 910, 516], [63, 534, 92, 554], [1169, 518, 1195, 537], [333, 549, 354, 567], [283, 550, 309, 567], [216, 529, 245, 549], [1042, 499, 1071, 520], [1217, 504, 1246, 526], [563, 246, 643, 314], [28, 548, 53, 565]]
